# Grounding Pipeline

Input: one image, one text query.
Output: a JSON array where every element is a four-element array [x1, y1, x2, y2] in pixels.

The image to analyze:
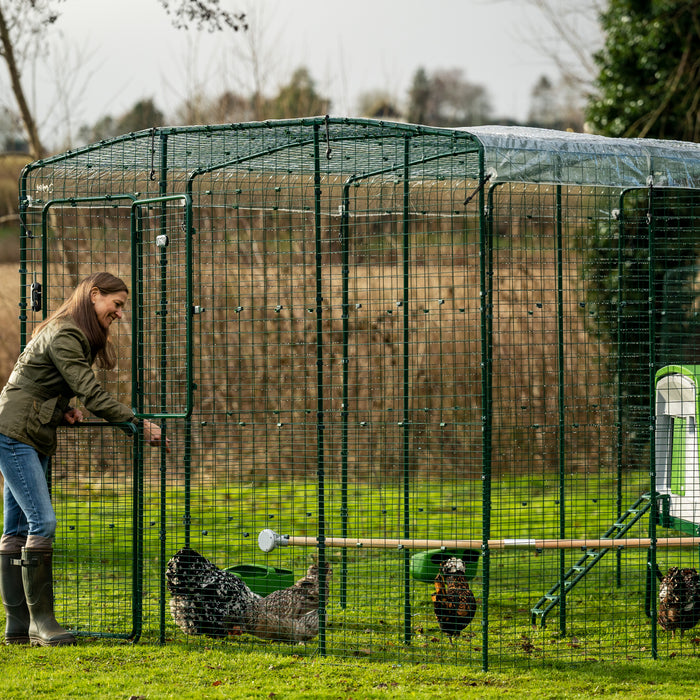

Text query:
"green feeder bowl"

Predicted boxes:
[[410, 549, 480, 583], [224, 564, 295, 596]]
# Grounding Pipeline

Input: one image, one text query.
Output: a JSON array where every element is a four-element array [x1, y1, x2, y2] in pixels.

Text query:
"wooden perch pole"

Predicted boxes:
[[257, 529, 700, 552]]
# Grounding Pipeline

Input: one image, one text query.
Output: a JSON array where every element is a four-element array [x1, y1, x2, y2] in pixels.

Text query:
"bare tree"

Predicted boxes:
[[406, 67, 493, 128], [164, 32, 216, 125], [43, 38, 98, 150], [220, 1, 280, 120], [0, 0, 246, 158], [528, 75, 558, 127], [518, 0, 604, 95], [167, 2, 271, 126], [0, 1, 60, 157], [526, 74, 585, 131]]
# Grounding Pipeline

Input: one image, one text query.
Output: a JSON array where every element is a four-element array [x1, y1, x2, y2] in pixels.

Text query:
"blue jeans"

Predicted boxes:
[[0, 432, 55, 539]]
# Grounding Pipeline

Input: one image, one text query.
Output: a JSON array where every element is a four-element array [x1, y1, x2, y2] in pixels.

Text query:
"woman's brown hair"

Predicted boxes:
[[33, 272, 128, 370]]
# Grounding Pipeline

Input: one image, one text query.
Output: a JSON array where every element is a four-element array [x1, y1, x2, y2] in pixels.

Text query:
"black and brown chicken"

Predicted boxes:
[[432, 556, 477, 642], [657, 566, 700, 637], [166, 547, 330, 643]]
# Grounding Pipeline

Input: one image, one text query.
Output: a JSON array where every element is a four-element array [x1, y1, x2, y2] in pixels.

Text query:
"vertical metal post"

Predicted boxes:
[[556, 183, 567, 636], [401, 136, 412, 646], [313, 123, 327, 656], [175, 192, 194, 549], [340, 184, 350, 611], [480, 157, 492, 672], [18, 170, 30, 349], [39, 208, 49, 321], [647, 177, 658, 660], [182, 165, 196, 556], [130, 422, 143, 641], [616, 199, 624, 588], [130, 195, 148, 642], [157, 133, 169, 644], [182, 199, 194, 553]]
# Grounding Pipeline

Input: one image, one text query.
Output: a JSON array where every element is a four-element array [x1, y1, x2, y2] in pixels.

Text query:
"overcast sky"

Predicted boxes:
[[24, 0, 599, 147]]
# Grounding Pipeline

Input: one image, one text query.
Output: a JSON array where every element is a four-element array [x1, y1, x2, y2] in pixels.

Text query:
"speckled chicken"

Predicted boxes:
[[166, 547, 329, 643], [432, 557, 477, 641], [245, 562, 332, 643], [166, 547, 261, 638], [658, 566, 700, 637]]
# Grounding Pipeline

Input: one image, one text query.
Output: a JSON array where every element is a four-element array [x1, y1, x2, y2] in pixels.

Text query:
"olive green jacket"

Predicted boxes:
[[0, 317, 135, 455]]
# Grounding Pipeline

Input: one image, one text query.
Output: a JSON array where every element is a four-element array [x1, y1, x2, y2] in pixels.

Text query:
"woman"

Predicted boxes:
[[0, 272, 169, 646]]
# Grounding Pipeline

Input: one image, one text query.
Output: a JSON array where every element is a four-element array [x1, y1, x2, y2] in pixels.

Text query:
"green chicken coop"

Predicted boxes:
[[12, 117, 700, 668]]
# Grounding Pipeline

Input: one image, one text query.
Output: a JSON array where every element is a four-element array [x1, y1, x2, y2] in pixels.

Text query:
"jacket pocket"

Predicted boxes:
[[38, 396, 61, 425], [26, 396, 65, 450]]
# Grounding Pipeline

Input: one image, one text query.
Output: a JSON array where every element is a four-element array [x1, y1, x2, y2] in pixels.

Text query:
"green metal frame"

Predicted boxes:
[[14, 117, 700, 667], [131, 191, 194, 642]]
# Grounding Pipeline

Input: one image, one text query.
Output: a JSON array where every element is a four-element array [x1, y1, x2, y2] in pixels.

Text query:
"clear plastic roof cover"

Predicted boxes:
[[461, 125, 700, 189]]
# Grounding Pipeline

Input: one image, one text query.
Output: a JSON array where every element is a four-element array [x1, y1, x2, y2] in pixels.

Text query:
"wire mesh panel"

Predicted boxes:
[[52, 423, 140, 640], [10, 119, 700, 669], [132, 195, 193, 419]]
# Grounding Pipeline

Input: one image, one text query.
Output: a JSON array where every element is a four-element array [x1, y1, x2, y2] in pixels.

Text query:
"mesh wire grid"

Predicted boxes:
[[7, 117, 700, 668]]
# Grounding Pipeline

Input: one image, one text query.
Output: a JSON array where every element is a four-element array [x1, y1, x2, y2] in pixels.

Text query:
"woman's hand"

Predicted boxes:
[[143, 419, 172, 453], [63, 407, 84, 425]]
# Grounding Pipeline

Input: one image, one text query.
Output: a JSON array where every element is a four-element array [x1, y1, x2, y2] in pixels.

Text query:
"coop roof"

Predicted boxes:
[[23, 119, 700, 194], [462, 125, 700, 189]]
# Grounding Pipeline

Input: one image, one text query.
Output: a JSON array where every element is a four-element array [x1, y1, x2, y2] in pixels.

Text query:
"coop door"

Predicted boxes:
[[31, 196, 143, 639], [131, 195, 194, 418]]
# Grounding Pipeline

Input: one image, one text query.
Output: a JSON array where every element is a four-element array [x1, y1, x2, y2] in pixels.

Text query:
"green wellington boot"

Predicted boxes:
[[0, 552, 30, 644], [21, 547, 76, 646]]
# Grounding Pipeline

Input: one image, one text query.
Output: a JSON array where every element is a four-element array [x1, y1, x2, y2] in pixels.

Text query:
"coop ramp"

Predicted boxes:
[[530, 492, 654, 627]]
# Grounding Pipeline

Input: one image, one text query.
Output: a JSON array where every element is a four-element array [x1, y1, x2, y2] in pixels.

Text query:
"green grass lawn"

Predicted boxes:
[[1, 644, 699, 699], [3, 473, 700, 696]]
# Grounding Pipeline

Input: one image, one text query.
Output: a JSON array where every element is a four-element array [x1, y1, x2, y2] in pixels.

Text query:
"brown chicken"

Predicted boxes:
[[658, 566, 700, 637], [432, 557, 477, 642]]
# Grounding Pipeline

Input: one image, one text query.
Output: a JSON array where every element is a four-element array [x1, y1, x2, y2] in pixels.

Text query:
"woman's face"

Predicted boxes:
[[91, 288, 128, 330]]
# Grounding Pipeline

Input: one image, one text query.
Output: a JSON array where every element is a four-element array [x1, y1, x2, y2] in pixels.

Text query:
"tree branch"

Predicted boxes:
[[158, 0, 247, 32], [0, 5, 45, 157], [626, 23, 693, 140]]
